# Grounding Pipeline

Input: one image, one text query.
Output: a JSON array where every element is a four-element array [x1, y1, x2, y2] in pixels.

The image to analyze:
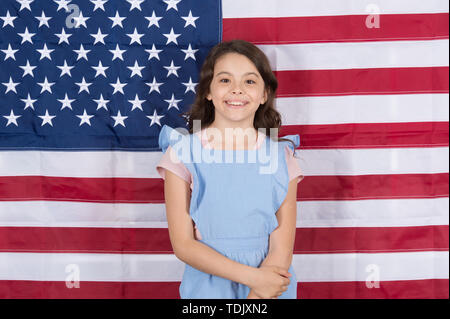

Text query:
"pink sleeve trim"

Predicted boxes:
[[284, 145, 304, 183], [156, 145, 193, 189]]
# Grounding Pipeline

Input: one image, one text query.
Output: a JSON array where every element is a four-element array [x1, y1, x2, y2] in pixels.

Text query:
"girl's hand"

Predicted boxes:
[[248, 265, 291, 299], [246, 289, 263, 299]]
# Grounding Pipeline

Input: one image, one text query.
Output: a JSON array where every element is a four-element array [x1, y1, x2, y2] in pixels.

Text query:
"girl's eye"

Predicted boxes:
[[220, 78, 230, 83], [246, 79, 256, 84]]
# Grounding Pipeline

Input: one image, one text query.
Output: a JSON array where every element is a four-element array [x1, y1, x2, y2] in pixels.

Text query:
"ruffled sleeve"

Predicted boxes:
[[156, 125, 194, 189], [281, 134, 300, 153], [272, 134, 301, 215], [158, 124, 184, 153]]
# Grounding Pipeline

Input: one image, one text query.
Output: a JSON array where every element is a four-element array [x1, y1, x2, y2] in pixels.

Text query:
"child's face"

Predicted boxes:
[[207, 53, 268, 126]]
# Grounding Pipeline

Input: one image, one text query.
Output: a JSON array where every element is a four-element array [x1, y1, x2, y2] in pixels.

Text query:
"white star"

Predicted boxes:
[[57, 60, 74, 77], [145, 44, 162, 60], [38, 109, 56, 127], [75, 77, 92, 94], [145, 77, 163, 94], [164, 94, 182, 110], [3, 110, 21, 127], [145, 11, 162, 28], [19, 60, 36, 77], [109, 11, 126, 28], [90, 28, 108, 45], [146, 109, 164, 127], [37, 77, 55, 94], [36, 43, 54, 61], [1, 44, 18, 61], [128, 94, 145, 111], [54, 0, 71, 12], [110, 77, 127, 95], [126, 28, 144, 45], [127, 0, 144, 11], [127, 60, 145, 78], [94, 94, 109, 110], [164, 60, 181, 77], [163, 28, 181, 45], [92, 60, 109, 78], [181, 44, 198, 60], [111, 110, 128, 127], [182, 77, 198, 94], [76, 109, 94, 126], [73, 11, 90, 28], [21, 93, 37, 110], [109, 44, 126, 61], [55, 28, 72, 45], [2, 77, 19, 94], [74, 44, 90, 61], [18, 27, 36, 44], [57, 93, 75, 110], [163, 0, 181, 11], [1, 11, 17, 28], [35, 11, 52, 28], [17, 0, 34, 12], [90, 0, 108, 11], [182, 10, 199, 28]]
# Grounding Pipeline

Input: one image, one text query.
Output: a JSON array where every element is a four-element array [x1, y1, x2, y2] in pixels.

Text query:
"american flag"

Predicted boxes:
[[0, 0, 448, 299]]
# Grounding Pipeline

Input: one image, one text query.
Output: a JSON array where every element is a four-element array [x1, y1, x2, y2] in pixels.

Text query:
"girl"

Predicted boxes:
[[156, 40, 304, 299]]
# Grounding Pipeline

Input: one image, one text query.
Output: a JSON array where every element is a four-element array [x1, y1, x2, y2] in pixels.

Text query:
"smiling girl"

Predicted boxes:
[[156, 40, 304, 299]]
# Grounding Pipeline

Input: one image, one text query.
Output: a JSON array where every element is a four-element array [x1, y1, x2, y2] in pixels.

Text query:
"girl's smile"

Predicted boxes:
[[225, 99, 249, 109]]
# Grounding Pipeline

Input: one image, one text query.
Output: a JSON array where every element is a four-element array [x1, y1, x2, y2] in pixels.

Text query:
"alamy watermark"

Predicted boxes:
[[168, 120, 280, 174], [365, 4, 381, 29], [65, 263, 80, 289], [365, 264, 380, 289]]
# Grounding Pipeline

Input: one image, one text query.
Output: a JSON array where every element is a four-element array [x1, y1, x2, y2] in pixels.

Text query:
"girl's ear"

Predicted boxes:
[[206, 92, 212, 101], [261, 89, 268, 105]]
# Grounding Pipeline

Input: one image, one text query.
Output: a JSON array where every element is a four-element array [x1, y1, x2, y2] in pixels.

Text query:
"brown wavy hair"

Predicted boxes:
[[180, 39, 297, 153]]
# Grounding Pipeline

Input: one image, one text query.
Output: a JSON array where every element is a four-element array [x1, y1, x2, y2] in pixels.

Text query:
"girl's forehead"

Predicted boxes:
[[213, 53, 260, 76]]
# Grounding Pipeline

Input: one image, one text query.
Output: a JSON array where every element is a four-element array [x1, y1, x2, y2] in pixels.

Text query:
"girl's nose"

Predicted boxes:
[[231, 85, 243, 95]]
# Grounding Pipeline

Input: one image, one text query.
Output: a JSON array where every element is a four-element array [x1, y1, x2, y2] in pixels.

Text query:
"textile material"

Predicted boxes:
[[158, 124, 300, 298]]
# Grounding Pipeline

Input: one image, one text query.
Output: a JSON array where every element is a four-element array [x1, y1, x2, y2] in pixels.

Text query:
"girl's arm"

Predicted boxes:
[[164, 169, 258, 288], [248, 178, 298, 298]]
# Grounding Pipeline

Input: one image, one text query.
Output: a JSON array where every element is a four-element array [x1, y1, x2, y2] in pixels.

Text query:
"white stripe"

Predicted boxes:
[[223, 0, 449, 18], [0, 150, 157, 178], [1, 147, 447, 177], [259, 40, 449, 71], [298, 198, 449, 228], [0, 198, 447, 228], [277, 94, 449, 125], [0, 251, 447, 282], [296, 147, 449, 175]]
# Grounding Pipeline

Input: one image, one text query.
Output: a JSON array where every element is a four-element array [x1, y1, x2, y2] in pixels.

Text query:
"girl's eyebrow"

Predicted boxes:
[[216, 71, 260, 77]]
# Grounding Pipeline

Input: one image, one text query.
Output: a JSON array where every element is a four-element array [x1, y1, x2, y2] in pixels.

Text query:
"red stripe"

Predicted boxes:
[[223, 13, 449, 44], [0, 279, 447, 298], [298, 279, 449, 299], [0, 225, 447, 254], [0, 173, 447, 203], [295, 225, 449, 254], [281, 122, 449, 149], [275, 67, 449, 97], [299, 173, 449, 201]]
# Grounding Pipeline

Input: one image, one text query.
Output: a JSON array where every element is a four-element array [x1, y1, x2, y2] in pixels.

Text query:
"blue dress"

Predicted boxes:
[[158, 124, 300, 299]]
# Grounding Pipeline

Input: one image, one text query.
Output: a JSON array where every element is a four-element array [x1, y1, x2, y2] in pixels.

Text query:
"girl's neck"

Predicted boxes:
[[202, 125, 262, 150]]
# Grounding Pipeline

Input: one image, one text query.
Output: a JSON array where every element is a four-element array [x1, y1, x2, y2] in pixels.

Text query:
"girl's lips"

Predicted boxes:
[[225, 100, 248, 109]]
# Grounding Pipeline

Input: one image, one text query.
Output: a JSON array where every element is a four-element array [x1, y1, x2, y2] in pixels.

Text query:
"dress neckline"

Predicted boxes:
[[193, 128, 266, 151]]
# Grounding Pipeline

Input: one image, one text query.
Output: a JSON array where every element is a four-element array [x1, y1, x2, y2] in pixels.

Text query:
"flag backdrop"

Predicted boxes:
[[0, 0, 448, 299]]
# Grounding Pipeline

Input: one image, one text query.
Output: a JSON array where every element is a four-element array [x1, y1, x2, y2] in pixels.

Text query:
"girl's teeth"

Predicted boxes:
[[227, 101, 245, 106]]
